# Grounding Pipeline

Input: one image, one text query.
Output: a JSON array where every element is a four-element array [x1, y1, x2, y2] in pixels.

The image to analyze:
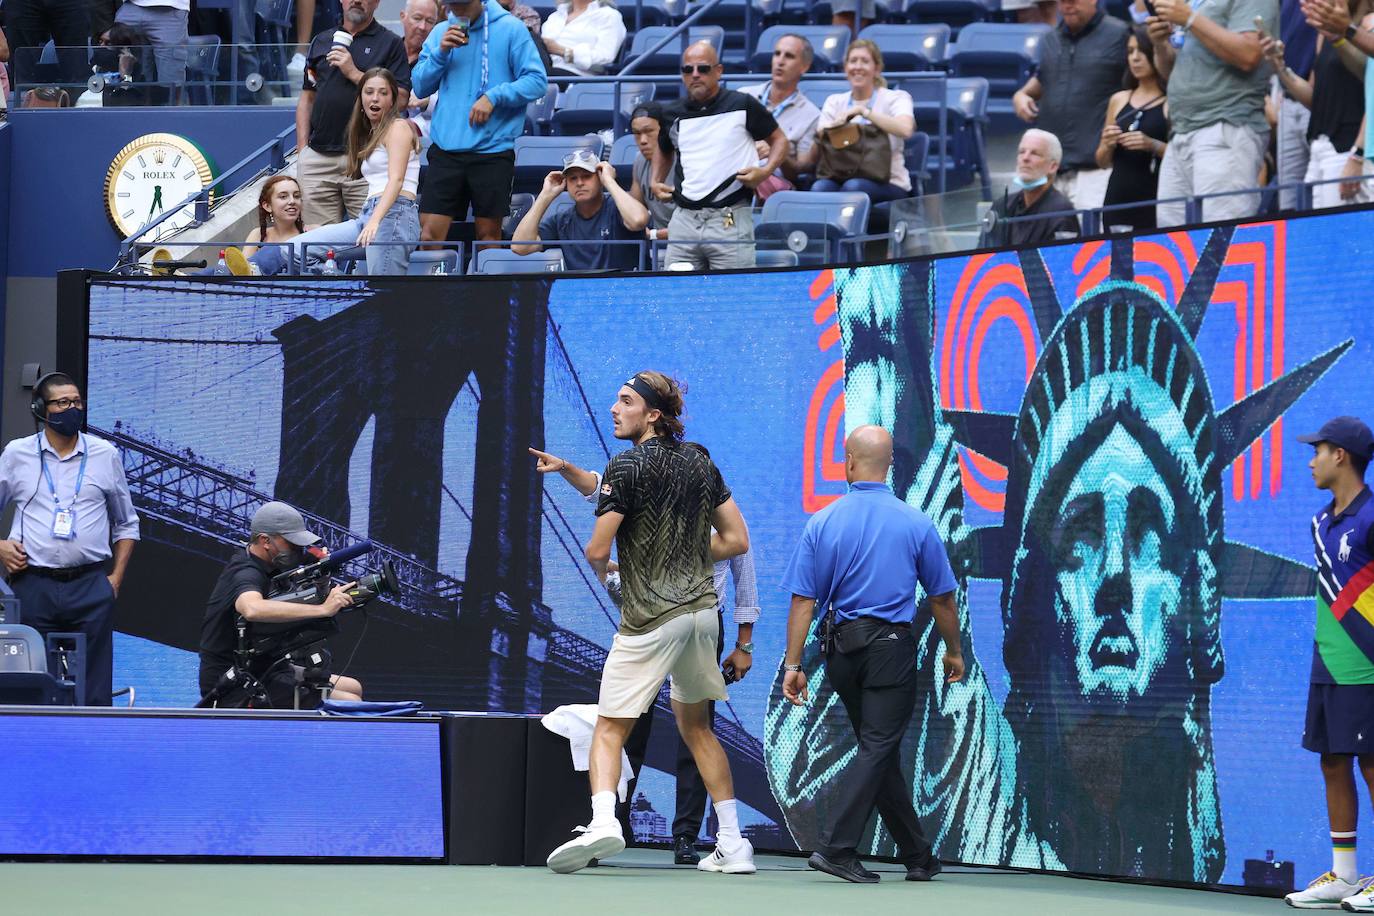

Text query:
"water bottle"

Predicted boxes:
[[214, 249, 229, 275], [322, 249, 340, 275]]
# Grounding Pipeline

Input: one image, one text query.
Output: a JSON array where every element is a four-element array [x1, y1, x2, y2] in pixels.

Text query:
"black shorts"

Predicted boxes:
[[421, 147, 516, 220], [1303, 682, 1374, 755]]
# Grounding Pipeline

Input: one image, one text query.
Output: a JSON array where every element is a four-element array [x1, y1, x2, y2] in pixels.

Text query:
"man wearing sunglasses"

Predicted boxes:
[[511, 148, 650, 271], [652, 42, 788, 270]]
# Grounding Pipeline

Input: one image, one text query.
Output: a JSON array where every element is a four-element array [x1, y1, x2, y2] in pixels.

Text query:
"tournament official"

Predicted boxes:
[[780, 424, 964, 884], [0, 372, 139, 706]]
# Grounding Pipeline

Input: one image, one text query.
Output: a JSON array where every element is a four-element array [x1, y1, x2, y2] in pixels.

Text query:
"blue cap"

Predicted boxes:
[[1298, 416, 1374, 461]]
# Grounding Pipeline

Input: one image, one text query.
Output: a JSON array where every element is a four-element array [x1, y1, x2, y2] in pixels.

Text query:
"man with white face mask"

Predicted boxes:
[[979, 128, 1082, 249]]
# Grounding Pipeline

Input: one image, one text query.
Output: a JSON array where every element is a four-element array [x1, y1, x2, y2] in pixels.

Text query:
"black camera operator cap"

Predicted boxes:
[[250, 501, 321, 547]]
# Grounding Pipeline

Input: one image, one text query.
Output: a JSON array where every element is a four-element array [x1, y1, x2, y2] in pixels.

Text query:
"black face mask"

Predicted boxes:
[[46, 407, 84, 438], [91, 47, 121, 73], [268, 539, 303, 571]]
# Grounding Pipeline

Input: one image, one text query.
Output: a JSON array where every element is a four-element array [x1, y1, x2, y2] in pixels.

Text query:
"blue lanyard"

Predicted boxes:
[[765, 84, 801, 119], [38, 435, 87, 510]]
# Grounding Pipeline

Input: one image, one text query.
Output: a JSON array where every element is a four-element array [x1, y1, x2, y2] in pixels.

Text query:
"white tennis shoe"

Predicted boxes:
[[546, 821, 625, 874], [1286, 871, 1364, 908], [697, 837, 756, 875]]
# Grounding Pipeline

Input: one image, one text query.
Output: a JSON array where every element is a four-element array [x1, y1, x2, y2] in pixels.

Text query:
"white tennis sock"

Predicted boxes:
[[1333, 831, 1359, 883], [714, 798, 742, 848], [591, 790, 617, 828]]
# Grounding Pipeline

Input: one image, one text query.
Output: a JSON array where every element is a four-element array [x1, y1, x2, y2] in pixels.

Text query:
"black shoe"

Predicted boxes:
[[673, 837, 700, 865], [808, 851, 880, 884], [905, 856, 943, 882]]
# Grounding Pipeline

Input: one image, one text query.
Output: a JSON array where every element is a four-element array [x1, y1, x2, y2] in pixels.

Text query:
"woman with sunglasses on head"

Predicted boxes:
[[1097, 26, 1169, 231]]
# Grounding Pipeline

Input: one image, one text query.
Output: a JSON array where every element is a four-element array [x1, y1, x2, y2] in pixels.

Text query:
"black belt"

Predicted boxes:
[[22, 562, 104, 582], [835, 618, 910, 629]]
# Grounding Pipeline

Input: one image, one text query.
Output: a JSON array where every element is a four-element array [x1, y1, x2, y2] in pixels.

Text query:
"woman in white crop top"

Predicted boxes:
[[291, 67, 421, 274]]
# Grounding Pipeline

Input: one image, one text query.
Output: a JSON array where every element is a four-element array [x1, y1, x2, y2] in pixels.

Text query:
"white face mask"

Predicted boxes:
[[1012, 174, 1049, 190]]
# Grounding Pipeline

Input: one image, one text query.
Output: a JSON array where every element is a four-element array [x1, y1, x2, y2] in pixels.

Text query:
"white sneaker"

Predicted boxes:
[[546, 822, 625, 874], [697, 837, 756, 875], [1287, 871, 1364, 908], [287, 52, 307, 77], [1341, 878, 1374, 911]]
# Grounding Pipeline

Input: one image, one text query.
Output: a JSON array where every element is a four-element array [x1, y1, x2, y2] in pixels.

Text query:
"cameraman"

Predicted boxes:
[[198, 502, 363, 708]]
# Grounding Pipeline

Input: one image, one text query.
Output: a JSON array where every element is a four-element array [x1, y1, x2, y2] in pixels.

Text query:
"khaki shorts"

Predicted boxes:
[[598, 609, 728, 719]]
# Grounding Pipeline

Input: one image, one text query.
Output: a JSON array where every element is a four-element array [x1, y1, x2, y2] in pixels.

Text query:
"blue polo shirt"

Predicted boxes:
[[1312, 486, 1374, 684], [780, 481, 956, 624]]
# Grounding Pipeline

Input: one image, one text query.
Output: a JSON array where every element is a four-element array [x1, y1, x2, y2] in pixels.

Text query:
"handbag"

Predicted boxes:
[[817, 121, 892, 184]]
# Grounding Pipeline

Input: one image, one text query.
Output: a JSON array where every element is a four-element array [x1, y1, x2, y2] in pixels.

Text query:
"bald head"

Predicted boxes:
[[845, 425, 893, 483], [681, 40, 722, 102]]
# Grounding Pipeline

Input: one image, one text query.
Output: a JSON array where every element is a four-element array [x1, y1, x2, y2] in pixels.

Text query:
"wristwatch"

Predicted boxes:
[[783, 663, 803, 672], [736, 641, 755, 654], [1346, 23, 1359, 40]]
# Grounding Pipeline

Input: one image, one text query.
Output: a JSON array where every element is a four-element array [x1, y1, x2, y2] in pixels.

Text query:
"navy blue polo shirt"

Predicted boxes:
[[538, 193, 640, 271], [1312, 487, 1374, 684], [781, 481, 957, 624]]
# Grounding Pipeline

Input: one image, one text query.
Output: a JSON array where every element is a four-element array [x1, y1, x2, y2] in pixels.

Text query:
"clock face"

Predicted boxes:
[[104, 133, 215, 240]]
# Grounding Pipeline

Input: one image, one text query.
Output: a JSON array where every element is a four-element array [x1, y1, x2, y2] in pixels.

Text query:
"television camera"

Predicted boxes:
[[198, 540, 399, 709]]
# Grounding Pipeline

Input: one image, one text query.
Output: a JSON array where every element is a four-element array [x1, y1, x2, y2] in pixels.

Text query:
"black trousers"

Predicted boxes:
[[619, 610, 724, 843], [4, 0, 92, 87], [11, 566, 116, 706], [820, 621, 933, 865]]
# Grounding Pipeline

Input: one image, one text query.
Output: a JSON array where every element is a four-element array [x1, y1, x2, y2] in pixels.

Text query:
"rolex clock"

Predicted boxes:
[[104, 133, 216, 239]]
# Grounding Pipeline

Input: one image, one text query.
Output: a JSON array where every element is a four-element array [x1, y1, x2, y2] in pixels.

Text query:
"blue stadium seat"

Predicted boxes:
[[407, 249, 460, 275], [472, 248, 565, 274], [754, 248, 801, 268], [513, 135, 605, 195], [686, 0, 786, 69], [551, 82, 656, 136], [609, 133, 642, 186], [857, 23, 950, 72], [525, 85, 559, 136], [797, 78, 850, 110], [755, 190, 870, 264], [621, 25, 727, 75], [621, 0, 690, 27], [902, 0, 995, 36], [949, 23, 1051, 118], [185, 35, 221, 106], [904, 75, 990, 196], [750, 25, 851, 72], [798, 0, 900, 22]]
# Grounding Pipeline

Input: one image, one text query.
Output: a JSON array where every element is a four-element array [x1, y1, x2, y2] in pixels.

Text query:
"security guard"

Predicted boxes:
[[781, 424, 964, 883]]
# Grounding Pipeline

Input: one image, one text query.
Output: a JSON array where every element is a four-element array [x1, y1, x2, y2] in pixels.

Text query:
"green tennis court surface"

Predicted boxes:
[[3, 851, 1283, 915]]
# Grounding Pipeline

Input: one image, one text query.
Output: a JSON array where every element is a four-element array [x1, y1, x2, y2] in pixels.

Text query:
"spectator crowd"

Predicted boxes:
[[7, 0, 1374, 268]]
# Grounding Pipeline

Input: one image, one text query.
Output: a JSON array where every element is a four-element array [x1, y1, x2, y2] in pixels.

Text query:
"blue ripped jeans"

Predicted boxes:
[[251, 195, 420, 275]]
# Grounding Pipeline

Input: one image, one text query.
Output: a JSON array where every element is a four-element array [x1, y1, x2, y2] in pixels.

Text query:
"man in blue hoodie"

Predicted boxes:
[[412, 0, 548, 245]]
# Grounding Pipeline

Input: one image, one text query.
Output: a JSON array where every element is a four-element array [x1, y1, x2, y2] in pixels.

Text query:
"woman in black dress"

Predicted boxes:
[[1097, 27, 1169, 231]]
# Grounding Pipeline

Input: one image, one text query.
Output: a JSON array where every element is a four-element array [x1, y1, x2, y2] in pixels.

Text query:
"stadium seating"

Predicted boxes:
[[755, 249, 801, 267], [407, 249, 460, 276], [796, 78, 850, 110], [857, 24, 950, 72], [609, 133, 642, 186], [904, 75, 990, 196], [754, 190, 871, 265], [902, 0, 995, 36], [550, 82, 657, 136], [526, 85, 560, 136], [473, 248, 566, 274], [749, 25, 851, 72], [512, 135, 605, 196], [185, 35, 222, 106], [949, 23, 1051, 118], [621, 25, 726, 74]]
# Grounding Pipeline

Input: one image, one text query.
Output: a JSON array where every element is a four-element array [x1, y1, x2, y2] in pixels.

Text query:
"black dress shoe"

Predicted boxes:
[[808, 851, 880, 884], [673, 836, 700, 865], [905, 856, 943, 882]]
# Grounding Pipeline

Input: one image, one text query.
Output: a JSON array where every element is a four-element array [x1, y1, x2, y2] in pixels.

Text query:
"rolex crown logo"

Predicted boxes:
[[153, 148, 167, 165]]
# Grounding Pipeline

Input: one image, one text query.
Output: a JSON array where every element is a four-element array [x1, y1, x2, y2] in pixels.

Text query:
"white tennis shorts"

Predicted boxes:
[[598, 609, 728, 719]]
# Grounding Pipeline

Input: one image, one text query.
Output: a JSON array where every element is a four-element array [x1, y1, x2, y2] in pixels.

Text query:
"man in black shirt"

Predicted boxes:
[[546, 371, 753, 876], [651, 42, 787, 270], [199, 502, 361, 709], [980, 128, 1081, 249], [294, 0, 411, 226]]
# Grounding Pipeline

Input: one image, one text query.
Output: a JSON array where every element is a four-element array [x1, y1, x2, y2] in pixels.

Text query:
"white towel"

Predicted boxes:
[[541, 704, 633, 802]]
